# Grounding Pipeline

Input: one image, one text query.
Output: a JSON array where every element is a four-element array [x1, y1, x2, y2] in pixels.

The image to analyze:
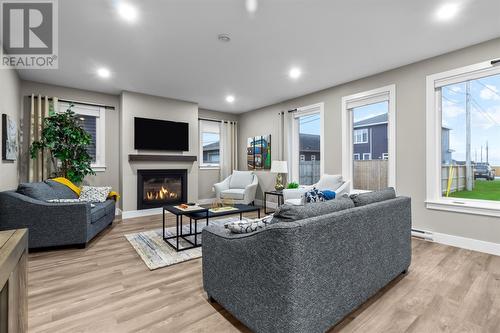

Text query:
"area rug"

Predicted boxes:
[[125, 217, 239, 270]]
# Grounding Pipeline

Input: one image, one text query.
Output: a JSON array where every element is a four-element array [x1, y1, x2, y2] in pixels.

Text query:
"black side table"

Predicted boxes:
[[264, 190, 284, 214]]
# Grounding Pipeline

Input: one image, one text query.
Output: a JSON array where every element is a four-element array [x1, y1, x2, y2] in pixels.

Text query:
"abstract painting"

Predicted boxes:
[[2, 114, 17, 161], [247, 135, 271, 170]]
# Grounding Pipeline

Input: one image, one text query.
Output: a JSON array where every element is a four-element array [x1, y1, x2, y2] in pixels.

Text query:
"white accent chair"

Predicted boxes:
[[213, 170, 259, 205], [282, 174, 351, 206]]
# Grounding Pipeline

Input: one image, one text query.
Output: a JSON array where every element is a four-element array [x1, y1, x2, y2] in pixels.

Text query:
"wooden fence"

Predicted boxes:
[[441, 165, 470, 194], [299, 160, 321, 185], [353, 160, 388, 191]]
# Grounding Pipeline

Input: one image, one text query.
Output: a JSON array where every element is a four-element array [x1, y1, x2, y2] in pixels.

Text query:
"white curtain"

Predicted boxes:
[[28, 95, 57, 182], [220, 121, 238, 179]]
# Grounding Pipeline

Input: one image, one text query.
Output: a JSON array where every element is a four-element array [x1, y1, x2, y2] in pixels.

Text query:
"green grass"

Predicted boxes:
[[449, 179, 500, 201]]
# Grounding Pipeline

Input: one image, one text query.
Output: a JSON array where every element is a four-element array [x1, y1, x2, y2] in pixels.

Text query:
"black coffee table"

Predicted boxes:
[[163, 205, 209, 252], [163, 204, 260, 252], [186, 204, 260, 222]]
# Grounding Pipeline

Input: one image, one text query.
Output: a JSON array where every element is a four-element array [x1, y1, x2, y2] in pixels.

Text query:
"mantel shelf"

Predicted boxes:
[[128, 154, 197, 162]]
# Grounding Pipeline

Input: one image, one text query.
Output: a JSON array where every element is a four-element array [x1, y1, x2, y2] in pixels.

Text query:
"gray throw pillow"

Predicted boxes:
[[271, 196, 355, 223], [350, 187, 396, 207], [17, 182, 58, 201], [45, 180, 79, 199]]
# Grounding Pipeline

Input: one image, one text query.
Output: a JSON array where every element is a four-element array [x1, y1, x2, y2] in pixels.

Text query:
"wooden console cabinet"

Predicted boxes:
[[0, 229, 28, 333]]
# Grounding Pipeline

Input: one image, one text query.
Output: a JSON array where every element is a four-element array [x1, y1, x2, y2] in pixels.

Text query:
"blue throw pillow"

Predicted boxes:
[[322, 190, 336, 200]]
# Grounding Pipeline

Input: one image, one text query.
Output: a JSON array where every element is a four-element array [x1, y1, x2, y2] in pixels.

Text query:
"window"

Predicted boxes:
[[353, 129, 369, 144], [291, 103, 324, 185], [426, 60, 500, 217], [199, 120, 220, 168], [58, 101, 106, 172], [342, 85, 396, 191]]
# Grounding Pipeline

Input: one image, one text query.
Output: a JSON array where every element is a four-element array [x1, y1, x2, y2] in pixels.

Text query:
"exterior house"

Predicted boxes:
[[299, 133, 320, 161], [353, 114, 388, 160], [202, 141, 220, 164], [353, 114, 452, 163]]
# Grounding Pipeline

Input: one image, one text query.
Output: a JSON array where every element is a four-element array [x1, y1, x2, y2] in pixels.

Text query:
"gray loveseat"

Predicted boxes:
[[202, 189, 411, 333], [0, 180, 115, 249]]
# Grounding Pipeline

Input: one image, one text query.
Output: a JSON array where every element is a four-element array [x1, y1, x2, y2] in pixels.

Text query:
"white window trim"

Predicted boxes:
[[199, 120, 221, 169], [382, 153, 389, 160], [426, 59, 500, 217], [58, 101, 106, 172], [353, 153, 360, 160], [290, 103, 325, 183], [363, 153, 371, 160], [353, 128, 369, 144], [341, 85, 396, 190]]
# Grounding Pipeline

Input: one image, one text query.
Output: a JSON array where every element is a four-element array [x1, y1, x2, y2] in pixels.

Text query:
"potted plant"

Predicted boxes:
[[30, 105, 95, 184]]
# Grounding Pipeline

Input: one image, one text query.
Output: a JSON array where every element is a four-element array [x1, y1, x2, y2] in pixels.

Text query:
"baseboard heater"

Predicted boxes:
[[411, 228, 434, 241]]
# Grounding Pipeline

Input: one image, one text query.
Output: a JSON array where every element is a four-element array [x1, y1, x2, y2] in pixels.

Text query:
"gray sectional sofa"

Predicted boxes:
[[202, 189, 411, 333], [0, 180, 115, 249]]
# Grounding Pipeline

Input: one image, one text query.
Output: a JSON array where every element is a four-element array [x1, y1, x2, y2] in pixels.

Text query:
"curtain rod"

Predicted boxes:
[[25, 95, 116, 110], [198, 117, 237, 124], [287, 108, 297, 113]]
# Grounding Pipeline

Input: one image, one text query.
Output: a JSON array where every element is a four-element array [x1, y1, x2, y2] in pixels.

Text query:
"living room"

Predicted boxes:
[[1, 1, 500, 332]]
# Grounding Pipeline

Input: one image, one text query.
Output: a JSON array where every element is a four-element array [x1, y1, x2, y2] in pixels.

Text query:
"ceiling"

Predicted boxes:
[[15, 0, 500, 113]]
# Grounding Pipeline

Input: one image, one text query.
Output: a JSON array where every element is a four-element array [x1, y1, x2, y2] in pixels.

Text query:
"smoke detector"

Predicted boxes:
[[217, 34, 231, 42]]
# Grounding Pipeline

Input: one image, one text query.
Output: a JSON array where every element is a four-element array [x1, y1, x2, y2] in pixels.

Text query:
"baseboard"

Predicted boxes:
[[122, 208, 163, 219], [413, 228, 500, 256]]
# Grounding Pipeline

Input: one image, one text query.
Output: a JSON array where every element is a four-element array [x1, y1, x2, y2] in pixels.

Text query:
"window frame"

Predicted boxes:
[[341, 85, 396, 190], [426, 60, 500, 217], [363, 153, 372, 160], [353, 128, 369, 144], [353, 153, 360, 160], [199, 120, 221, 169], [58, 101, 106, 172], [290, 103, 325, 184]]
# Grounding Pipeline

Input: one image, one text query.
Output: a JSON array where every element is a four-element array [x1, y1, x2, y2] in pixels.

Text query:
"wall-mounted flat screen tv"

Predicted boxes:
[[134, 117, 189, 151]]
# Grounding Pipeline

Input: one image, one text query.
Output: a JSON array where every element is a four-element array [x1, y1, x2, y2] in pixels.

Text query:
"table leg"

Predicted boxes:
[[176, 214, 179, 250], [258, 208, 261, 218], [206, 210, 209, 226], [240, 212, 242, 220], [163, 208, 165, 239], [264, 192, 268, 214], [190, 218, 192, 234], [194, 216, 198, 246]]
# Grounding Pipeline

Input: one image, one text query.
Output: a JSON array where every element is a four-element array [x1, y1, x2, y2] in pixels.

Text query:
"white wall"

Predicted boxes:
[[120, 91, 199, 212], [239, 37, 500, 244], [0, 67, 21, 191]]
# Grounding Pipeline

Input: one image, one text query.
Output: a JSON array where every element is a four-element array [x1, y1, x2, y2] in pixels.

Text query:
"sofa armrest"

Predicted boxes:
[[282, 187, 308, 201], [0, 191, 90, 248], [335, 180, 351, 196], [243, 176, 258, 202], [213, 176, 231, 199]]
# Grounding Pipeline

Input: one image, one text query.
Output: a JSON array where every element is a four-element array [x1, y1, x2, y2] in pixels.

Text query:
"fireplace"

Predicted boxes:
[[137, 169, 187, 210]]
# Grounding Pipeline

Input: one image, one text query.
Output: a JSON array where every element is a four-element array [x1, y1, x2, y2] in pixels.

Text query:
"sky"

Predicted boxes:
[[442, 73, 500, 165], [352, 101, 388, 123], [299, 113, 321, 135]]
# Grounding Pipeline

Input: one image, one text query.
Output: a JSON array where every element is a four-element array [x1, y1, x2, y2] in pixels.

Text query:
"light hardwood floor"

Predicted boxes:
[[28, 211, 500, 333]]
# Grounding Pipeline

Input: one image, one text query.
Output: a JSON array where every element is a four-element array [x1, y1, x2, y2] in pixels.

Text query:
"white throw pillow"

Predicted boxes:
[[229, 170, 254, 189], [316, 174, 343, 191], [79, 186, 111, 203]]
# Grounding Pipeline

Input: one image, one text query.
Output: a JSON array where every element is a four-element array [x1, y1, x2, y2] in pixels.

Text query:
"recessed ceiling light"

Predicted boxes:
[[289, 67, 302, 79], [225, 95, 235, 103], [435, 3, 460, 21], [97, 67, 111, 79], [218, 34, 231, 42], [245, 0, 258, 14], [117, 2, 138, 23]]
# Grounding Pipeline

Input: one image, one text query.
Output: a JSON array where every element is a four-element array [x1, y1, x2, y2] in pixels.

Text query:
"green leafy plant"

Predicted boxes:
[[30, 105, 95, 184], [287, 181, 299, 189]]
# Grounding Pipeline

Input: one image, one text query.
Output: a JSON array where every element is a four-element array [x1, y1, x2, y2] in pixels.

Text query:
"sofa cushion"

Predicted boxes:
[[45, 180, 79, 199], [225, 215, 274, 234], [90, 200, 114, 223], [316, 174, 343, 191], [350, 187, 396, 207], [220, 189, 245, 200], [17, 182, 58, 201], [229, 171, 253, 189], [271, 196, 354, 223], [284, 198, 303, 206]]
